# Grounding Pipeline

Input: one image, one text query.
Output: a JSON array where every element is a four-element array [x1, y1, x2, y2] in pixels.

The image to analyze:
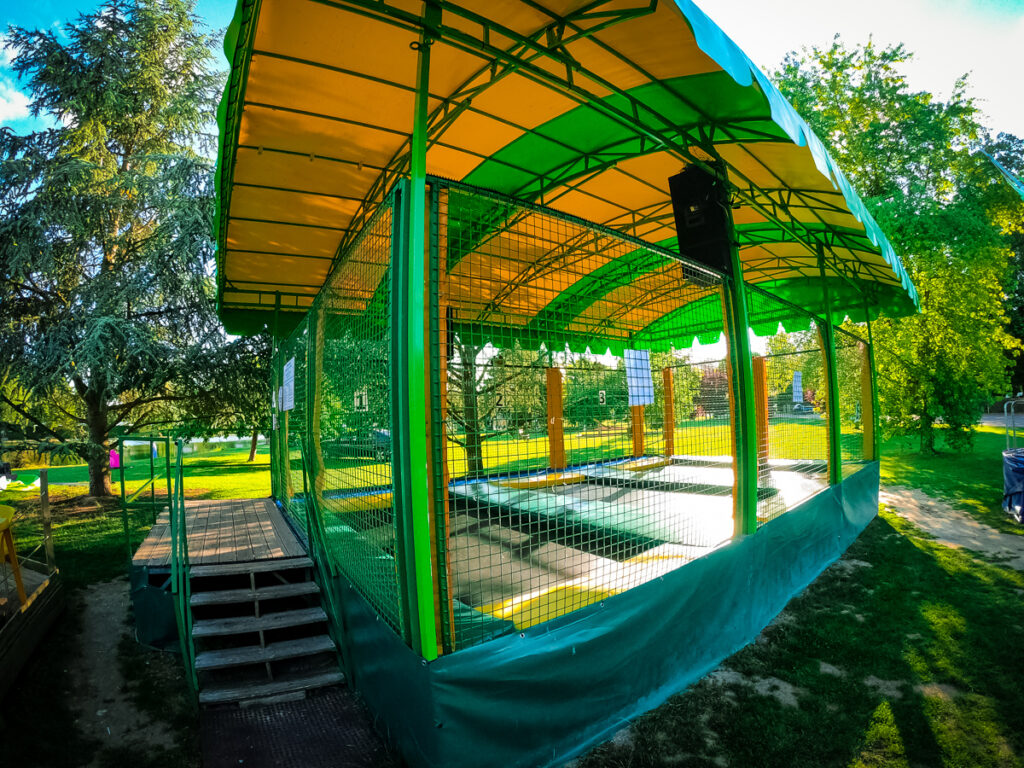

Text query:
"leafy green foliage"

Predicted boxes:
[[0, 1, 232, 492], [773, 39, 1023, 451], [446, 339, 547, 475]]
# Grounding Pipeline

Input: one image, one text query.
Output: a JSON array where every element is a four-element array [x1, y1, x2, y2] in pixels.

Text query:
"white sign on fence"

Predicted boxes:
[[792, 370, 803, 403], [624, 349, 654, 407], [282, 357, 295, 411], [354, 389, 369, 412]]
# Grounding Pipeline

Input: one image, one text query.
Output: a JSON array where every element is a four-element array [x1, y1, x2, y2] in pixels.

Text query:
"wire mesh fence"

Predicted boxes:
[[745, 287, 829, 526], [269, 197, 404, 636], [315, 200, 401, 634], [434, 180, 736, 649], [275, 320, 310, 538], [266, 176, 879, 655], [835, 327, 871, 478]]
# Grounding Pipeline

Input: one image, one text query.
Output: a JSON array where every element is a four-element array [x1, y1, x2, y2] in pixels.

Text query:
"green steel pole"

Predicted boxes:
[[722, 194, 758, 536], [818, 247, 843, 485], [149, 439, 156, 522], [164, 437, 172, 510], [118, 436, 131, 563], [272, 293, 282, 502], [866, 318, 881, 463], [304, 305, 322, 547], [390, 3, 440, 661]]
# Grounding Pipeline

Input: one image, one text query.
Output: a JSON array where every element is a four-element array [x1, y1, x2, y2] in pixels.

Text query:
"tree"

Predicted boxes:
[[978, 133, 1024, 390], [446, 339, 546, 476], [0, 0, 222, 494], [773, 39, 1021, 451], [195, 335, 272, 461], [563, 358, 626, 428]]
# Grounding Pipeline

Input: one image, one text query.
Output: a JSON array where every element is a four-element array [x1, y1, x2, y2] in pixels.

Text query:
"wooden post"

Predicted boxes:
[[40, 468, 55, 569], [547, 368, 566, 470], [630, 405, 645, 458], [860, 342, 875, 461], [816, 322, 842, 485], [753, 356, 769, 469], [662, 368, 675, 457]]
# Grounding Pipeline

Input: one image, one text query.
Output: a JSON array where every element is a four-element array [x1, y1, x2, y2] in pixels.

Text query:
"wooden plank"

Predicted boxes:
[[189, 556, 312, 579], [224, 499, 248, 564], [198, 670, 343, 705], [191, 606, 326, 638], [132, 523, 171, 567], [630, 405, 645, 458], [194, 634, 335, 671], [547, 367, 566, 470], [249, 500, 278, 558], [663, 367, 675, 457], [238, 499, 258, 562], [0, 577, 65, 699], [265, 500, 304, 559], [245, 500, 274, 562], [189, 581, 320, 607], [214, 501, 233, 563], [273, 500, 304, 557], [216, 500, 234, 564], [189, 500, 214, 564], [753, 356, 769, 467]]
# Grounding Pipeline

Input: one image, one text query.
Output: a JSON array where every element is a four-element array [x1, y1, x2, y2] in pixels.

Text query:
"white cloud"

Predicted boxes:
[[0, 33, 14, 68], [0, 78, 31, 125]]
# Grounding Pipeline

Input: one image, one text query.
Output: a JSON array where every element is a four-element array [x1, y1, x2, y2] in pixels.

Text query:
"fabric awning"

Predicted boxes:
[[214, 0, 919, 336]]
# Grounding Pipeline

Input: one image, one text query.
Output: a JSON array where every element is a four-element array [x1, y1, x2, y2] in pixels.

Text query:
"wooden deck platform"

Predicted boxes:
[[132, 498, 306, 569]]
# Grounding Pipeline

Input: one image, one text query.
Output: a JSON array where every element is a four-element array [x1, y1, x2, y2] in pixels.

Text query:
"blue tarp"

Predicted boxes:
[[1003, 448, 1024, 522]]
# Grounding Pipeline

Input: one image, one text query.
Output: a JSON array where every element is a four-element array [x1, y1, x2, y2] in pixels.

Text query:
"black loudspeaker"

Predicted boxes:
[[668, 164, 732, 275]]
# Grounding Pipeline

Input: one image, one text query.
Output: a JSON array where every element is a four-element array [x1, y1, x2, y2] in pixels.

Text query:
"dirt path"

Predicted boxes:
[[880, 485, 1024, 569], [73, 577, 176, 764]]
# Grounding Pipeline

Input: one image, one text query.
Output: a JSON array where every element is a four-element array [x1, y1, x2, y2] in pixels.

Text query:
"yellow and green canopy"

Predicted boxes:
[[214, 0, 918, 337]]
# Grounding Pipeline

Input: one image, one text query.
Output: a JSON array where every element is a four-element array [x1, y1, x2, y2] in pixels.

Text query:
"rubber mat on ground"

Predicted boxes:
[[199, 687, 399, 768]]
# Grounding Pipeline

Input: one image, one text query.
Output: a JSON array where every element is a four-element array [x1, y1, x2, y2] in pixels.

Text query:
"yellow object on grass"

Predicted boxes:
[[0, 504, 28, 608], [496, 473, 586, 489]]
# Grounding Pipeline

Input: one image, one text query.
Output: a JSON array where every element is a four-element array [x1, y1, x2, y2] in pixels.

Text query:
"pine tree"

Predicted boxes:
[[0, 0, 222, 494]]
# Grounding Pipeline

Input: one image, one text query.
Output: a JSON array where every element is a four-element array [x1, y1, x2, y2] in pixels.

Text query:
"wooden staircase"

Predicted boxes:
[[187, 556, 343, 706]]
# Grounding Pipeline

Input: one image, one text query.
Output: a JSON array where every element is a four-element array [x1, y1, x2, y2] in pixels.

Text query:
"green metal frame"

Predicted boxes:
[[259, 168, 872, 660], [388, 12, 441, 660], [723, 277, 758, 536], [428, 183, 455, 654], [818, 248, 843, 485], [118, 434, 173, 564], [167, 438, 199, 695]]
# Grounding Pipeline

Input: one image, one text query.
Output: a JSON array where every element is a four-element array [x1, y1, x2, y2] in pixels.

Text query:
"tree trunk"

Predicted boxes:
[[248, 431, 259, 462], [85, 394, 113, 496], [458, 346, 485, 477]]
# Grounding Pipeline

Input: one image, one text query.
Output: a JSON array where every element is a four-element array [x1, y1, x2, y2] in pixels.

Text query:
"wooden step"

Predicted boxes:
[[195, 635, 336, 671], [189, 556, 312, 579], [192, 607, 327, 638], [198, 669, 344, 705], [190, 581, 320, 607]]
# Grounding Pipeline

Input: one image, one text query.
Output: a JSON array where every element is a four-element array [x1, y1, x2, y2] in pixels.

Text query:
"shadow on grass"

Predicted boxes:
[[579, 511, 1024, 768]]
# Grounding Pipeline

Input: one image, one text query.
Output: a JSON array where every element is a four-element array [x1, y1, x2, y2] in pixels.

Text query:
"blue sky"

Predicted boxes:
[[0, 0, 235, 133], [2, 0, 1022, 138]]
